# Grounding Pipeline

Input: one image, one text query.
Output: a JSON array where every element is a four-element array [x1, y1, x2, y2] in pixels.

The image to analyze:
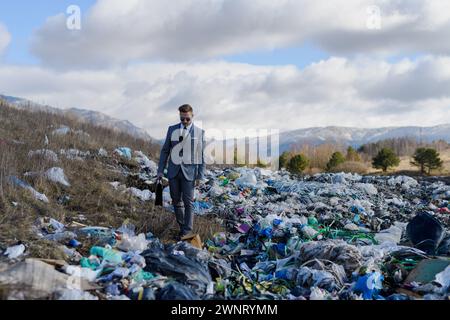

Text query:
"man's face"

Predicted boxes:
[[180, 112, 193, 127]]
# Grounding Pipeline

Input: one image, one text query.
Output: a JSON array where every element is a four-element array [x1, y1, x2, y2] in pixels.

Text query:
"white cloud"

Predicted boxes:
[[1, 56, 449, 139], [30, 0, 450, 69], [358, 55, 450, 101], [0, 23, 11, 55]]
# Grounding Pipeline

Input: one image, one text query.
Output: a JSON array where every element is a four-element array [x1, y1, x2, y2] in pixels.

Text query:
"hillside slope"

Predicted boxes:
[[0, 100, 221, 259], [0, 94, 155, 142]]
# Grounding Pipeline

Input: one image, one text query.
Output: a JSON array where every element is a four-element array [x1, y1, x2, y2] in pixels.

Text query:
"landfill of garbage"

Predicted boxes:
[[1, 162, 450, 300]]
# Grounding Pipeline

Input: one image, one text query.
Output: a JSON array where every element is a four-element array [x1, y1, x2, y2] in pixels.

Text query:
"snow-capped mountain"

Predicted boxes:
[[3, 94, 449, 152], [64, 108, 153, 141], [278, 125, 450, 152], [0, 94, 154, 142]]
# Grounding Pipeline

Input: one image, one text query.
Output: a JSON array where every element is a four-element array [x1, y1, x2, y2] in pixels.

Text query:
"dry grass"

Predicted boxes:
[[332, 161, 369, 174], [366, 148, 450, 175], [304, 167, 323, 175]]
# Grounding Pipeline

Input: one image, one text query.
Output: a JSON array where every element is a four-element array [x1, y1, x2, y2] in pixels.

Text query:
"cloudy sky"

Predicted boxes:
[[1, 0, 450, 139]]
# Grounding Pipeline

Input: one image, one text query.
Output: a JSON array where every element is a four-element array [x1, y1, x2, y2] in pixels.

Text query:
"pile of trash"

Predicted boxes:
[[0, 219, 210, 300], [1, 167, 450, 300], [110, 149, 160, 202]]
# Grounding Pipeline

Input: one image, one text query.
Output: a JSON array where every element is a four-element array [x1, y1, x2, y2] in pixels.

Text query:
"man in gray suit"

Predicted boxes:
[[157, 104, 206, 239]]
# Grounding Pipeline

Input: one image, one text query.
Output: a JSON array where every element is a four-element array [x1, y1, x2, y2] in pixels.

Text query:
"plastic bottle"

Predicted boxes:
[[308, 216, 319, 226]]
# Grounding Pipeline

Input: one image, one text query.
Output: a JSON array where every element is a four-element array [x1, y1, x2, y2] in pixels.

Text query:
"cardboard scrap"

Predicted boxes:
[[181, 234, 203, 249]]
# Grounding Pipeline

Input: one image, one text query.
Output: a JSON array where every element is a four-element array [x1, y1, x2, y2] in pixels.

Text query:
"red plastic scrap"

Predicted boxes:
[[438, 207, 450, 214]]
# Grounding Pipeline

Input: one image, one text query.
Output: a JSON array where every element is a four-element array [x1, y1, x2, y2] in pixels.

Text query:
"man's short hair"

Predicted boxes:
[[179, 104, 193, 113]]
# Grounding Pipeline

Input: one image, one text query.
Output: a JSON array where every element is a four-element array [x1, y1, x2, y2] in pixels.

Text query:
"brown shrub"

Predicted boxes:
[[333, 161, 369, 174]]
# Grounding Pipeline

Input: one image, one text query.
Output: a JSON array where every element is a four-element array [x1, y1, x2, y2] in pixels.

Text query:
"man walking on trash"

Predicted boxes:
[[157, 104, 206, 240]]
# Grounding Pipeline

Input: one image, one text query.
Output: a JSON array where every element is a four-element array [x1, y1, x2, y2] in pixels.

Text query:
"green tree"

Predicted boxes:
[[326, 151, 346, 171], [411, 148, 443, 174], [279, 151, 291, 169], [346, 146, 361, 162], [372, 148, 400, 172], [288, 154, 310, 174]]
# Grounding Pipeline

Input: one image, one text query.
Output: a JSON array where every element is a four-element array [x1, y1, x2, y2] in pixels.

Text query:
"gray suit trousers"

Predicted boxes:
[[169, 170, 195, 234]]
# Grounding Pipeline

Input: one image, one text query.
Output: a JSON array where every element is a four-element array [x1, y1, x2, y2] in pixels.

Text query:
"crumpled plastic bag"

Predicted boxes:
[[434, 265, 450, 293], [114, 147, 132, 160], [309, 287, 330, 300], [56, 289, 99, 300], [28, 149, 59, 162], [44, 167, 71, 187], [294, 266, 344, 292], [375, 224, 404, 244], [117, 233, 149, 253], [60, 149, 91, 160], [0, 259, 73, 299], [142, 242, 212, 297], [353, 271, 384, 300], [134, 151, 158, 174], [128, 187, 154, 201], [387, 176, 418, 190], [7, 176, 49, 203], [4, 244, 26, 260], [157, 282, 199, 300], [235, 171, 258, 188], [299, 240, 363, 275]]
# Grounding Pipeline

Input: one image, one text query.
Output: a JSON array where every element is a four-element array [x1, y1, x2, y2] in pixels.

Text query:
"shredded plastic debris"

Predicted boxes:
[[2, 161, 450, 300]]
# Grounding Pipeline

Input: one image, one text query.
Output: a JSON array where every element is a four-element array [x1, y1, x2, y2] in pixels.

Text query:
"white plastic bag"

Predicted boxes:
[[4, 244, 26, 259], [45, 167, 71, 187], [117, 233, 149, 253]]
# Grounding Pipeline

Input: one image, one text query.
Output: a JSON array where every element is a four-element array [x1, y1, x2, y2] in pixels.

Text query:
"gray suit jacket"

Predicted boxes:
[[157, 123, 206, 181]]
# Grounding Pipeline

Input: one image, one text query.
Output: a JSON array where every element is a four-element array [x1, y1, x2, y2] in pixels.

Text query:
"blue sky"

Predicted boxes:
[[0, 1, 332, 68], [224, 43, 330, 69], [0, 1, 421, 69], [0, 0, 95, 64]]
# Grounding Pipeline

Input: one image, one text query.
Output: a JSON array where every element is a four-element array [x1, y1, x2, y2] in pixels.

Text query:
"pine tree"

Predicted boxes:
[[278, 151, 291, 169], [411, 148, 443, 174], [288, 154, 310, 174], [326, 152, 346, 171], [372, 148, 400, 172]]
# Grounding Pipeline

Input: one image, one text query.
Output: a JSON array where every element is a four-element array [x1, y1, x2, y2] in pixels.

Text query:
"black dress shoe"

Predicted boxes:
[[175, 231, 186, 241]]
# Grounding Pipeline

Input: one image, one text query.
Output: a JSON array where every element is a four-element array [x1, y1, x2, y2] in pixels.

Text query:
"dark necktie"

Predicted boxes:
[[180, 126, 188, 142]]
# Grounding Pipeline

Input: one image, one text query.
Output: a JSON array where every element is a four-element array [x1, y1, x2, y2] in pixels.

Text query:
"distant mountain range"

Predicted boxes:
[[234, 124, 450, 155], [2, 94, 449, 153], [0, 94, 154, 142], [278, 125, 450, 152]]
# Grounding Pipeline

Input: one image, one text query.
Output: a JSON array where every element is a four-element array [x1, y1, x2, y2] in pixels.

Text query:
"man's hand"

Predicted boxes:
[[157, 172, 163, 181]]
